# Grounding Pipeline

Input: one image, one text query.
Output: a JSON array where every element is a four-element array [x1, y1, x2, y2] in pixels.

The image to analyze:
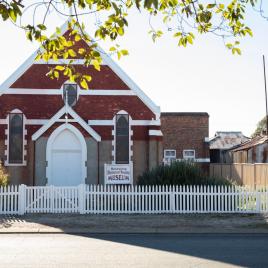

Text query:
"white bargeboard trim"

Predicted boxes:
[[32, 106, 101, 142], [3, 88, 135, 96]]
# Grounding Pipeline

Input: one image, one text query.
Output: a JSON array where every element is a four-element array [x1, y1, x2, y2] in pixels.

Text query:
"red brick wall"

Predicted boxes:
[[0, 95, 155, 121], [11, 64, 130, 90], [161, 113, 209, 160]]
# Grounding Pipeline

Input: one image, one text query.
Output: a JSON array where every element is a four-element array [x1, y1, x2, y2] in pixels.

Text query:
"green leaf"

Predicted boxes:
[[55, 65, 65, 71], [9, 9, 17, 22], [68, 49, 77, 57], [37, 24, 47, 30], [75, 34, 81, 42], [92, 60, 100, 71], [121, 49, 129, 56], [80, 79, 89, 89]]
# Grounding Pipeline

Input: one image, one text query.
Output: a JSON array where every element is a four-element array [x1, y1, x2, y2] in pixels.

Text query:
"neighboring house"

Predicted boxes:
[[161, 113, 210, 164], [0, 20, 163, 186], [231, 135, 268, 163], [209, 131, 250, 163]]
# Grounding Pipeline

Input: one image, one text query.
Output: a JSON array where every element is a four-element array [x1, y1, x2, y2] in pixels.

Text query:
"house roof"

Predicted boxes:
[[161, 112, 209, 117], [0, 19, 160, 117], [232, 135, 268, 152], [209, 131, 250, 150]]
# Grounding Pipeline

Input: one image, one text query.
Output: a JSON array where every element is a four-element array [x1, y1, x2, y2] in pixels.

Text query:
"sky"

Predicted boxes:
[[0, 3, 268, 138]]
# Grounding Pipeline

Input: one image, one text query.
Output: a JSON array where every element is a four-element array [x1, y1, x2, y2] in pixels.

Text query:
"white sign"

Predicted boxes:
[[104, 163, 133, 184]]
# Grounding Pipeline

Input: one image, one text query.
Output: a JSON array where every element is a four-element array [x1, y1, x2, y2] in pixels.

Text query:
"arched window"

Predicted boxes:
[[115, 114, 129, 164], [8, 112, 24, 164], [63, 84, 78, 107]]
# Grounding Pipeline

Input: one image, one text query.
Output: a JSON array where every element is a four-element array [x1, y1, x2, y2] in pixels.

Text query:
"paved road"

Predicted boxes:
[[0, 234, 268, 267]]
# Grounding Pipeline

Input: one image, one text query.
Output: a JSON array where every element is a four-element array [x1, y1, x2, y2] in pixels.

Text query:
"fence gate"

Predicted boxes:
[[25, 186, 80, 213], [1, 184, 268, 215]]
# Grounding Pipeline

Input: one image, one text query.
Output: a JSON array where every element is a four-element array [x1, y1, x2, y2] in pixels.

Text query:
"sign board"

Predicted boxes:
[[104, 163, 133, 185]]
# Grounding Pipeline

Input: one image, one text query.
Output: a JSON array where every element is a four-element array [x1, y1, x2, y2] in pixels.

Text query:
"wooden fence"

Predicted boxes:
[[1, 184, 268, 215], [210, 163, 268, 188]]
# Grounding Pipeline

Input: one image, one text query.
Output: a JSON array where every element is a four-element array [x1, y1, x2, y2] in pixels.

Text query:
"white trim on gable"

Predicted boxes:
[[31, 106, 101, 141], [0, 19, 161, 118], [0, 50, 38, 96], [1, 88, 135, 95]]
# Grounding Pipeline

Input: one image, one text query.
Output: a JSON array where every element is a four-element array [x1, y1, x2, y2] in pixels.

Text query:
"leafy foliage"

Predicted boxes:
[[252, 116, 267, 137], [0, 161, 9, 186], [137, 161, 234, 186], [0, 0, 266, 87]]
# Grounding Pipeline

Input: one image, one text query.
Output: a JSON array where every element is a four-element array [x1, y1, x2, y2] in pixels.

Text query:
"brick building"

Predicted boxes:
[[0, 20, 163, 186], [0, 20, 210, 186], [161, 113, 210, 164]]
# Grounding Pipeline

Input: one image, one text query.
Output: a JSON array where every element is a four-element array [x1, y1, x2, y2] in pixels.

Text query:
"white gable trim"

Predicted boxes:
[[32, 106, 101, 141], [100, 50, 160, 117], [0, 19, 160, 118], [3, 88, 135, 95], [0, 50, 38, 96]]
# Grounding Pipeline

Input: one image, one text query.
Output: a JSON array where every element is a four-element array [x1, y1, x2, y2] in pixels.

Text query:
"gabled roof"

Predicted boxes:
[[232, 135, 268, 152], [0, 19, 160, 116], [32, 105, 101, 141], [209, 131, 250, 150]]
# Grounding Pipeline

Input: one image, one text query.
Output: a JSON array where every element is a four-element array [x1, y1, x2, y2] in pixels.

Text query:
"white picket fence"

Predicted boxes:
[[0, 184, 268, 215]]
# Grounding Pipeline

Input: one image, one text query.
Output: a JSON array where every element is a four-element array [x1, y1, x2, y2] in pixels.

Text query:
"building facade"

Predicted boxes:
[[161, 113, 210, 164], [0, 21, 163, 186]]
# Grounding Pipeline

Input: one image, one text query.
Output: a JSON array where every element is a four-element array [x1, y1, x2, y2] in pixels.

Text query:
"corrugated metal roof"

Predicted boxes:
[[232, 135, 268, 152], [209, 131, 250, 150]]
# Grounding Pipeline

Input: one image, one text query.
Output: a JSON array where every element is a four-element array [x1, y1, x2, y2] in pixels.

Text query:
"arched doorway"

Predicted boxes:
[[46, 124, 87, 186]]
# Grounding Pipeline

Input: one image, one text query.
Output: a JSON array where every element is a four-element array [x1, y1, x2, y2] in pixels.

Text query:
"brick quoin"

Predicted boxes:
[[161, 113, 209, 159]]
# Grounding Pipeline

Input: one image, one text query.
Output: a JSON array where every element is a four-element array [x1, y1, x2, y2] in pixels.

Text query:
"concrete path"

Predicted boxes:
[[0, 213, 268, 233], [1, 233, 268, 267]]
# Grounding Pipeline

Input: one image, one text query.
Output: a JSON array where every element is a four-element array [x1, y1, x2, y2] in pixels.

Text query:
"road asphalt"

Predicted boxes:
[[1, 213, 268, 233], [0, 233, 268, 267]]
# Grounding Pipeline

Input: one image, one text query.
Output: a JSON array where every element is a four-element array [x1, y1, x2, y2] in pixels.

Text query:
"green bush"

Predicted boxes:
[[137, 161, 233, 186], [0, 161, 9, 186]]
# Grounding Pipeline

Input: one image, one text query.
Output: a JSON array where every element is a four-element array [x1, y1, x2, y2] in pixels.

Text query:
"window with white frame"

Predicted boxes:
[[8, 112, 24, 164], [183, 149, 195, 161], [115, 114, 129, 164], [63, 84, 78, 107], [164, 149, 176, 164]]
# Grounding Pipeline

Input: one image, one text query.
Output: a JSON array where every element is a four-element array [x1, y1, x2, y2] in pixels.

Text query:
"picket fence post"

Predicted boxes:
[[256, 190, 261, 213], [18, 184, 26, 215], [79, 184, 86, 214], [169, 186, 175, 213]]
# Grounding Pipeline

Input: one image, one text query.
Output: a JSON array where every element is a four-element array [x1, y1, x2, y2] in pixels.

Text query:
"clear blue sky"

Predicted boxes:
[[0, 4, 267, 137]]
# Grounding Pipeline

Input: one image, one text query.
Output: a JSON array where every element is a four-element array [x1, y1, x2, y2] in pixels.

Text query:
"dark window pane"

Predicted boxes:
[[9, 113, 23, 164], [63, 84, 77, 107], [116, 114, 129, 164]]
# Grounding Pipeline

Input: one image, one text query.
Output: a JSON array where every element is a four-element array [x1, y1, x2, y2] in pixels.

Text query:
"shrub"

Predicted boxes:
[[137, 161, 233, 186], [0, 161, 9, 186]]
